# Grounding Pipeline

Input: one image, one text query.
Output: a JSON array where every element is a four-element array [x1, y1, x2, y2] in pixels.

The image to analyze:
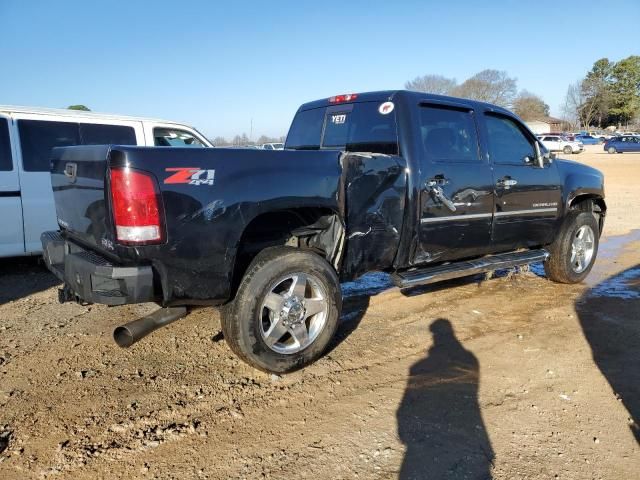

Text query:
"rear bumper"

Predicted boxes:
[[41, 231, 156, 306]]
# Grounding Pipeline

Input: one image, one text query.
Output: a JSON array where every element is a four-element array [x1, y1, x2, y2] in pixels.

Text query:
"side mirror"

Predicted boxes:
[[533, 142, 545, 168]]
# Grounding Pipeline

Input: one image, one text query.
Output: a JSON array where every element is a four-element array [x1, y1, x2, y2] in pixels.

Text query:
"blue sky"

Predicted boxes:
[[1, 0, 638, 139]]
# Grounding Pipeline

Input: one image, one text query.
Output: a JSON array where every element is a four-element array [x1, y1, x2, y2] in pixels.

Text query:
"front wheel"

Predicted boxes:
[[544, 211, 599, 284], [608, 146, 617, 154], [563, 145, 573, 154], [221, 247, 341, 373]]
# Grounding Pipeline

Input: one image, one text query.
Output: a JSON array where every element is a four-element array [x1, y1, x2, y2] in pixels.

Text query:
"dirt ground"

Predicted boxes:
[[0, 145, 639, 479]]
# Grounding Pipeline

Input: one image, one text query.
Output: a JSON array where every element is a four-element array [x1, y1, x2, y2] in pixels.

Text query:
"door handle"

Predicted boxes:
[[496, 176, 517, 189], [428, 183, 457, 212]]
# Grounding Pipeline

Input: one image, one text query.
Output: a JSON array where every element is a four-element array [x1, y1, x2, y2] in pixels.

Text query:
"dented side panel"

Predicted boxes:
[[340, 153, 407, 280]]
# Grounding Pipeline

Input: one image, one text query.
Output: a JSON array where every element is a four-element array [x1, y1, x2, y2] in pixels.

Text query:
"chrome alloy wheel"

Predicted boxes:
[[259, 273, 328, 354], [570, 225, 595, 273]]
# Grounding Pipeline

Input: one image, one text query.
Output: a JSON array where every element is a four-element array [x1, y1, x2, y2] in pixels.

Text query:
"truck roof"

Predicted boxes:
[[0, 104, 189, 126], [296, 90, 514, 116]]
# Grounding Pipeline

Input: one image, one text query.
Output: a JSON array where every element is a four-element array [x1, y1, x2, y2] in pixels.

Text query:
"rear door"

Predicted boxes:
[[482, 112, 562, 250], [415, 103, 494, 264], [15, 115, 141, 253], [0, 114, 25, 257]]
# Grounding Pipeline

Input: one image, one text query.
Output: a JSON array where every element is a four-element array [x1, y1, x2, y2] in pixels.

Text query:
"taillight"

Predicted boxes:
[[329, 93, 358, 103], [110, 167, 164, 245]]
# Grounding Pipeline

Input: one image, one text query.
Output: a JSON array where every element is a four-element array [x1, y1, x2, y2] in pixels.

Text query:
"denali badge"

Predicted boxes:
[[164, 167, 215, 186]]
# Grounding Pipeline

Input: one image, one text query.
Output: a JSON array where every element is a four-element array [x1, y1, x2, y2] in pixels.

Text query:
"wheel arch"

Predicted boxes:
[[229, 207, 345, 298], [568, 193, 606, 235]]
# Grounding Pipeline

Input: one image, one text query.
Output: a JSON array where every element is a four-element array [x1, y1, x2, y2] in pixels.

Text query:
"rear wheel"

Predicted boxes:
[[563, 145, 572, 154], [221, 247, 341, 373], [544, 211, 599, 284], [608, 146, 617, 154]]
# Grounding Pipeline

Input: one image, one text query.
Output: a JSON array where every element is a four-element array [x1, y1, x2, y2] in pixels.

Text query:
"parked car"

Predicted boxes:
[[261, 143, 284, 150], [603, 136, 640, 153], [536, 135, 583, 154], [42, 90, 605, 373], [0, 105, 212, 258], [574, 134, 601, 145]]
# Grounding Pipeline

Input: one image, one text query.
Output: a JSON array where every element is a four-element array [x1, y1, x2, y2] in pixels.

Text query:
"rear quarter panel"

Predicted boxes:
[[111, 147, 343, 303]]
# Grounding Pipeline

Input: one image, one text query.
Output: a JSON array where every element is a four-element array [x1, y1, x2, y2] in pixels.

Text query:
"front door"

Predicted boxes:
[[482, 112, 562, 250], [0, 114, 25, 257], [415, 104, 495, 265]]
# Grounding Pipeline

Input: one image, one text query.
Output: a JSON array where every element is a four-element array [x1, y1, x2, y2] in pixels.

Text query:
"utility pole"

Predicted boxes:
[[250, 118, 253, 142]]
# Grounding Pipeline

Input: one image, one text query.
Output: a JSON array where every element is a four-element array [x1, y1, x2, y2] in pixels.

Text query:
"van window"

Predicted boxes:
[[80, 123, 136, 145], [0, 118, 12, 171], [18, 120, 80, 172], [286, 102, 399, 155], [154, 128, 205, 147], [419, 105, 480, 162]]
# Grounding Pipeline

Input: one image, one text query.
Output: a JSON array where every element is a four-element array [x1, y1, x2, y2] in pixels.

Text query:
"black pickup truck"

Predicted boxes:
[[42, 90, 606, 373]]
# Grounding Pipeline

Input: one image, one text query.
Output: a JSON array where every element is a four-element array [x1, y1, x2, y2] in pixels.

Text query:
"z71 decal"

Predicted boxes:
[[164, 167, 215, 186]]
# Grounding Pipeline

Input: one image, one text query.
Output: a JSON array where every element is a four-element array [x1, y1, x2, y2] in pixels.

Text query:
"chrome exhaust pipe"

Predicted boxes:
[[113, 306, 188, 348]]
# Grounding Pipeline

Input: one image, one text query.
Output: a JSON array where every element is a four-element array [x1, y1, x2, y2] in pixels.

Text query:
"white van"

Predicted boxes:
[[0, 106, 212, 257]]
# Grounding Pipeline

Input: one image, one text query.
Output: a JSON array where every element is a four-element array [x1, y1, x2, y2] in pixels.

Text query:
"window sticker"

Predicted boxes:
[[379, 101, 394, 115]]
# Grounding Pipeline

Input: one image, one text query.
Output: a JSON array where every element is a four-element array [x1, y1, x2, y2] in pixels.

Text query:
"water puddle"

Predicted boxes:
[[339, 230, 640, 300], [341, 272, 394, 298]]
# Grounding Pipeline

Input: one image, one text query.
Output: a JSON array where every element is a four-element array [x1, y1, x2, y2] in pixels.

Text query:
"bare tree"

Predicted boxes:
[[453, 69, 517, 107], [212, 136, 228, 146], [512, 90, 550, 120], [563, 80, 598, 129], [405, 74, 457, 95]]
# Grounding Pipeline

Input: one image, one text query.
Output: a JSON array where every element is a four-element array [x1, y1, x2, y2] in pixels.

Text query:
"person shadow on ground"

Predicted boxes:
[[397, 318, 494, 480], [575, 264, 640, 444]]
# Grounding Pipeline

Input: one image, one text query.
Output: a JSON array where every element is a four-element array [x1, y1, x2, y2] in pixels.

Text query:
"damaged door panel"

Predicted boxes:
[[340, 152, 407, 279]]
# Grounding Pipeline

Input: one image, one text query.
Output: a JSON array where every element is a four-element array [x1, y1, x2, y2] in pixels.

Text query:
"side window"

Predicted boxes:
[[18, 120, 80, 172], [80, 123, 137, 145], [0, 118, 12, 171], [419, 105, 480, 162], [153, 128, 205, 147], [484, 114, 535, 165]]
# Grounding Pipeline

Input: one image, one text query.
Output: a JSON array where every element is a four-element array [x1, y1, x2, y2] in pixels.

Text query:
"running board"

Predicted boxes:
[[392, 249, 549, 289]]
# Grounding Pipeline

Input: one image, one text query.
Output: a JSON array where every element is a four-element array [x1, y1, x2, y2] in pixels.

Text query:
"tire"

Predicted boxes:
[[563, 145, 572, 154], [221, 247, 341, 373], [608, 147, 616, 154], [544, 211, 599, 284]]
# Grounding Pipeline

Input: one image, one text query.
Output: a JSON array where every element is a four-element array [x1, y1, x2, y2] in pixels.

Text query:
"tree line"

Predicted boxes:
[[211, 134, 285, 147], [562, 56, 640, 129], [406, 58, 640, 130], [405, 70, 550, 121]]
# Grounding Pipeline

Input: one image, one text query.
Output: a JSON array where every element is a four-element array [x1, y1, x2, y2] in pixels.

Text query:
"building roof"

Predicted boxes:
[[0, 104, 186, 125], [531, 116, 565, 124]]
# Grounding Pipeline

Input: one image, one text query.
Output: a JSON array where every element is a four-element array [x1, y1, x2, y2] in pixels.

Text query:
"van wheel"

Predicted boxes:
[[221, 247, 341, 373], [563, 145, 572, 154], [544, 211, 599, 284], [608, 147, 616, 154]]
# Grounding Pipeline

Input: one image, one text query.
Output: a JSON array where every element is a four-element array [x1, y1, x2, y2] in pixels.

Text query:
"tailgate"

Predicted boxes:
[[50, 145, 112, 250]]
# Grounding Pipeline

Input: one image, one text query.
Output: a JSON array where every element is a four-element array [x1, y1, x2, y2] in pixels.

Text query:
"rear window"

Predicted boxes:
[[286, 102, 399, 155], [0, 118, 12, 171], [18, 120, 138, 172]]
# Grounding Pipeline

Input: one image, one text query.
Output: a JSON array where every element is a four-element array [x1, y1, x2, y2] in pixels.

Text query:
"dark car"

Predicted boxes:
[[604, 136, 640, 154], [41, 90, 606, 373]]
